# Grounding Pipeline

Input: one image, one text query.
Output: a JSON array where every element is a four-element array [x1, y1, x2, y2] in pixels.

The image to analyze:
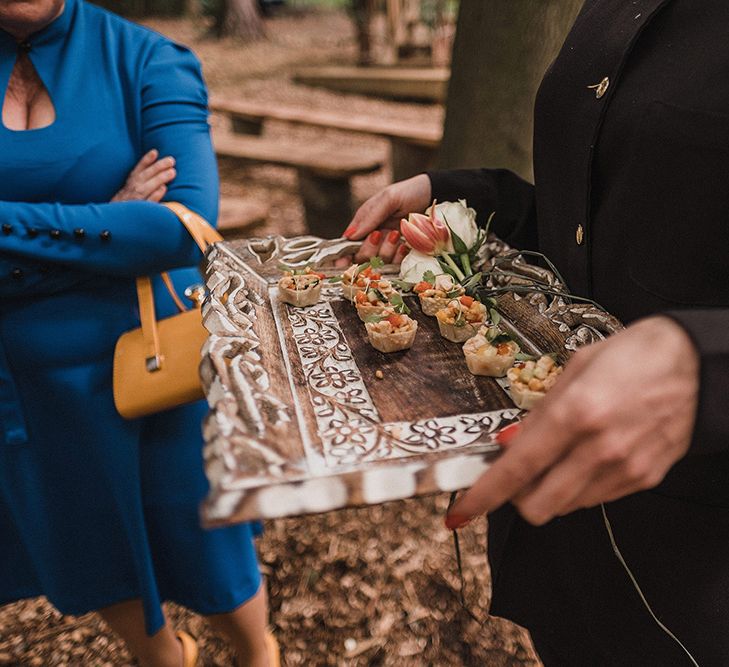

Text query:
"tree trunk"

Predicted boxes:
[[350, 0, 375, 65], [438, 0, 583, 180], [215, 0, 266, 41]]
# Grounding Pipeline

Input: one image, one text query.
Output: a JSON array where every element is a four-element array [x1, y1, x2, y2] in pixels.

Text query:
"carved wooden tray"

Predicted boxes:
[[199, 236, 622, 526]]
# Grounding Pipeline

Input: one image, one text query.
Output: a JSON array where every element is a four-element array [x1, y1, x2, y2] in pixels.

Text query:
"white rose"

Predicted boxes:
[[428, 199, 479, 252], [399, 250, 443, 283]]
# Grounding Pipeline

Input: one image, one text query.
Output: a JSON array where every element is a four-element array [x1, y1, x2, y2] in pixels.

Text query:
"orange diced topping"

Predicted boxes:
[[414, 281, 432, 293], [355, 291, 367, 304], [496, 343, 512, 355], [460, 295, 475, 307], [386, 313, 404, 328], [361, 266, 381, 280]]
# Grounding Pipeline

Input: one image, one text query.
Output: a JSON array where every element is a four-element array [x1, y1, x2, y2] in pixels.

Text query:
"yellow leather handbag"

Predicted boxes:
[[113, 202, 223, 420]]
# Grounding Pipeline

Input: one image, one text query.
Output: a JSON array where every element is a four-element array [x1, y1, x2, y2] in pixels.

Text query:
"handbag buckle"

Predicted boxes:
[[184, 284, 206, 308], [146, 355, 163, 372]]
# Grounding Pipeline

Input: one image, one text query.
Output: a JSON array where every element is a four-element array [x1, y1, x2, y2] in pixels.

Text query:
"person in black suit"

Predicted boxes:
[[342, 1, 729, 665]]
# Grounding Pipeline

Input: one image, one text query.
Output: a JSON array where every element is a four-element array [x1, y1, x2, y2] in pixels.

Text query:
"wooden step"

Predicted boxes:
[[293, 66, 450, 103], [210, 96, 442, 147], [212, 130, 385, 179], [217, 197, 269, 237]]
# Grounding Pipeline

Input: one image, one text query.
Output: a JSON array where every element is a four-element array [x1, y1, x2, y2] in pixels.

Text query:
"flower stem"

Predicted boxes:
[[460, 253, 472, 277], [441, 253, 466, 281]]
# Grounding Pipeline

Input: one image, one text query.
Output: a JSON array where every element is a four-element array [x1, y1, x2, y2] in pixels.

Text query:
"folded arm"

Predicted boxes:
[[0, 42, 218, 281]]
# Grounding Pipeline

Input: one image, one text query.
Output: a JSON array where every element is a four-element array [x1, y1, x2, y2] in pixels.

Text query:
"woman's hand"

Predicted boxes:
[[446, 316, 700, 528], [338, 174, 432, 265], [111, 149, 176, 203]]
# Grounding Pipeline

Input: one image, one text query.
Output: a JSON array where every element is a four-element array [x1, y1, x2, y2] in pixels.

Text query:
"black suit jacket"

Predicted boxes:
[[431, 4, 729, 662], [431, 0, 729, 505]]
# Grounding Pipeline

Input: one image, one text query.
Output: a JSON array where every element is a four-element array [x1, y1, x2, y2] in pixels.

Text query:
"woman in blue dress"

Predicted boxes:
[[0, 1, 276, 665]]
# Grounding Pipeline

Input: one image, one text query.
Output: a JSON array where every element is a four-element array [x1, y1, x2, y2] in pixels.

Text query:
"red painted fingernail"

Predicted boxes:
[[496, 423, 522, 447], [396, 243, 409, 256], [344, 223, 358, 238], [387, 229, 401, 244], [368, 230, 382, 245], [445, 513, 472, 531]]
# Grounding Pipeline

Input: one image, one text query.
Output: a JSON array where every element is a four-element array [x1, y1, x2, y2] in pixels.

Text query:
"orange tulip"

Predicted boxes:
[[400, 205, 451, 256]]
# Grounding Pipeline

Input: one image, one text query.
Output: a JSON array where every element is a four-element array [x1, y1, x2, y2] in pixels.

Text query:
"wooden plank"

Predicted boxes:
[[210, 96, 443, 147], [333, 299, 513, 423], [293, 66, 450, 104], [217, 197, 269, 237], [212, 130, 385, 179]]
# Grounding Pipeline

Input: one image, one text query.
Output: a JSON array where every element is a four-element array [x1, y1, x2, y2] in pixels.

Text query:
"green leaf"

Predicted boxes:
[[469, 229, 487, 259], [391, 279, 414, 292], [490, 309, 502, 326], [446, 288, 463, 299], [460, 272, 482, 291], [515, 352, 536, 362], [356, 255, 385, 277], [328, 275, 343, 283], [422, 270, 436, 284], [438, 258, 458, 278], [372, 288, 387, 303], [443, 213, 469, 255], [491, 333, 513, 346], [483, 296, 497, 308], [483, 210, 496, 238], [389, 293, 411, 314]]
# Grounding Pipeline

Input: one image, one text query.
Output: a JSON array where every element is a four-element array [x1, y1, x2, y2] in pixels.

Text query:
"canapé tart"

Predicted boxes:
[[435, 296, 488, 343], [278, 268, 325, 307]]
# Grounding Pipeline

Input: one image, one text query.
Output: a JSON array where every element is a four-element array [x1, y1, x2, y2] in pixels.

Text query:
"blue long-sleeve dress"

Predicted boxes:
[[0, 0, 261, 635]]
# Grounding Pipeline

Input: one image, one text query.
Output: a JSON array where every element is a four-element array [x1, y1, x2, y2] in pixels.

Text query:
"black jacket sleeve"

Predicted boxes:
[[427, 168, 538, 251], [663, 310, 729, 456]]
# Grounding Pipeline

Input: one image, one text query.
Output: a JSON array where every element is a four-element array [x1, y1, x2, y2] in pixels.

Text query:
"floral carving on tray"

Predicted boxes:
[[285, 297, 519, 467]]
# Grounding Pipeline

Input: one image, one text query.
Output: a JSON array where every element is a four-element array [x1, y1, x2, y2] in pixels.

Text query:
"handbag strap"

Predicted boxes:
[[136, 202, 223, 372]]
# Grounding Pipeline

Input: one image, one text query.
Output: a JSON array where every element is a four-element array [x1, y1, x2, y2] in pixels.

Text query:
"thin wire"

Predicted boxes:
[[600, 504, 700, 667]]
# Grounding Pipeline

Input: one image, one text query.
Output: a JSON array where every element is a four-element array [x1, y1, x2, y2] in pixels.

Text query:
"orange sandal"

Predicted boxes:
[[265, 630, 281, 667], [176, 630, 199, 667]]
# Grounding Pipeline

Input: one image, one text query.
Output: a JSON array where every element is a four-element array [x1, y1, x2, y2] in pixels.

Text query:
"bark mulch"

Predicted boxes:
[[0, 496, 539, 666]]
